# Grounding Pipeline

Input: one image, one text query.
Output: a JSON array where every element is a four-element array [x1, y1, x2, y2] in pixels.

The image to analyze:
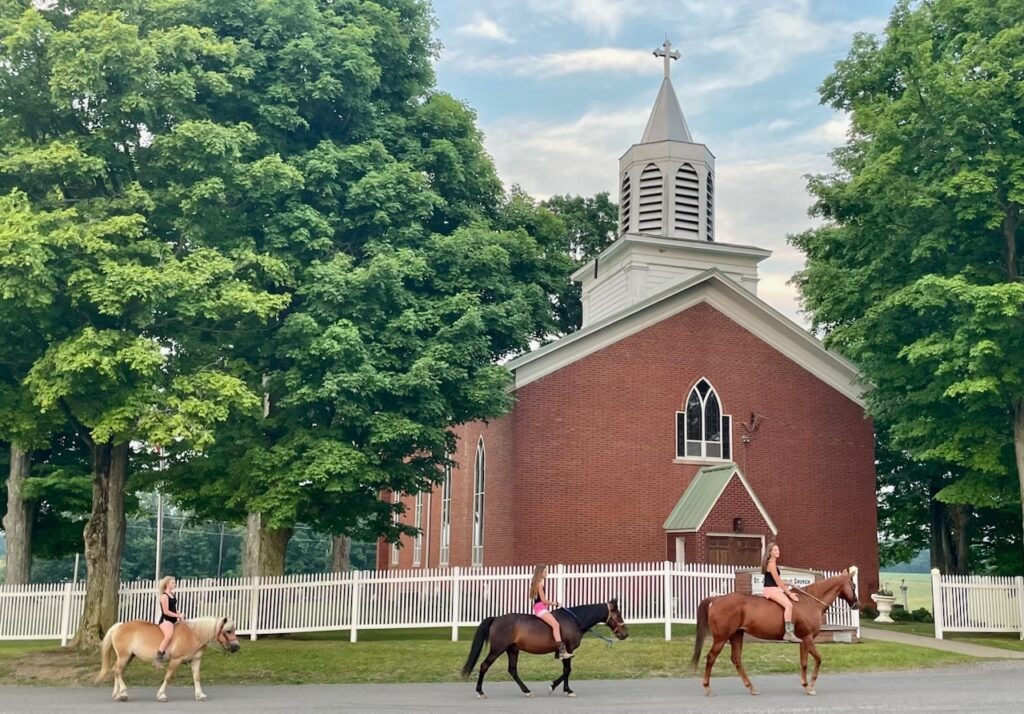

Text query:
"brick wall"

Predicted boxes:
[[384, 302, 880, 595]]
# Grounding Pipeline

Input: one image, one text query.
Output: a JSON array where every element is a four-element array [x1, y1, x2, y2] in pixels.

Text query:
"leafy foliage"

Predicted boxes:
[[790, 0, 1024, 573]]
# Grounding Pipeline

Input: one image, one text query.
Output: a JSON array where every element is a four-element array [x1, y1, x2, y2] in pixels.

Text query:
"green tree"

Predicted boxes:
[[540, 192, 618, 333], [133, 2, 574, 574], [790, 0, 1024, 572], [0, 2, 288, 645]]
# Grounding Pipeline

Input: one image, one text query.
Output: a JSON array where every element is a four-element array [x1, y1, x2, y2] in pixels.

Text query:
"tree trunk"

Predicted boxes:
[[948, 504, 971, 575], [330, 535, 351, 572], [71, 441, 129, 650], [929, 491, 949, 571], [2, 443, 33, 584], [243, 512, 292, 577]]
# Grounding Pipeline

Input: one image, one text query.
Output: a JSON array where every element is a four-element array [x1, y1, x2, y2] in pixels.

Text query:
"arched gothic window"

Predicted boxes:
[[676, 379, 731, 460], [439, 462, 452, 567], [412, 491, 423, 567], [389, 491, 401, 567], [471, 438, 486, 567]]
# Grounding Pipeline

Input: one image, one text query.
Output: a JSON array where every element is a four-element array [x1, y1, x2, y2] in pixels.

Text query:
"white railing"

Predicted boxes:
[[0, 562, 859, 645], [931, 568, 1024, 640]]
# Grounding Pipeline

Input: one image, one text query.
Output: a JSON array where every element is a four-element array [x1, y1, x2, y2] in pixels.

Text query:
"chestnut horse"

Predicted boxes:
[[461, 599, 628, 698], [691, 567, 859, 697], [96, 616, 241, 702]]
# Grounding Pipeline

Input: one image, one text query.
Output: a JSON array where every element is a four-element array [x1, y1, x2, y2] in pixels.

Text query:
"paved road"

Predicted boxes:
[[2, 662, 1022, 714]]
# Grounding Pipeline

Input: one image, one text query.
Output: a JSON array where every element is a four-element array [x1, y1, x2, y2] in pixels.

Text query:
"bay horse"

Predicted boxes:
[[461, 599, 628, 698], [691, 567, 859, 697], [95, 616, 241, 702]]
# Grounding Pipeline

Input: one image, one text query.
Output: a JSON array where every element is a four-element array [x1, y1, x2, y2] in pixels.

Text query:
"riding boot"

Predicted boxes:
[[154, 650, 167, 667], [783, 621, 800, 643], [556, 642, 574, 660]]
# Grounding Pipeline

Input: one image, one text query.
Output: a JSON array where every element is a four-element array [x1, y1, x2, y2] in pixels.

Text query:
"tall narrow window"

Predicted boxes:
[[471, 438, 486, 567], [674, 164, 700, 238], [705, 173, 714, 241], [412, 491, 423, 567], [389, 491, 400, 567], [637, 163, 663, 233], [439, 463, 452, 567], [676, 379, 731, 460], [619, 174, 631, 235]]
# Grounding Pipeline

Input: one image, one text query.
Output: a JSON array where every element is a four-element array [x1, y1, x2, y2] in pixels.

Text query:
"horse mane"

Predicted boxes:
[[805, 568, 857, 598], [184, 617, 222, 642]]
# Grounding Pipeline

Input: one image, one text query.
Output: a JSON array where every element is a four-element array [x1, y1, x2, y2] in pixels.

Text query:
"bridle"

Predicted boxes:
[[605, 602, 627, 638], [214, 618, 239, 652]]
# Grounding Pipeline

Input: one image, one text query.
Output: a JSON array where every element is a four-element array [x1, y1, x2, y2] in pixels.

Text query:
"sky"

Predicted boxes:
[[429, 0, 894, 325]]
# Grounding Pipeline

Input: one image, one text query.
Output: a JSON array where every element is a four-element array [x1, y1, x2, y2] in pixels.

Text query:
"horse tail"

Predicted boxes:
[[690, 597, 712, 670], [95, 622, 122, 682], [460, 616, 496, 679]]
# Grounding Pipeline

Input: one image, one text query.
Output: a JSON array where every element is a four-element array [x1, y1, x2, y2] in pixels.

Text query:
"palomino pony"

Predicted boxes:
[[691, 567, 859, 697], [461, 599, 628, 698], [96, 616, 241, 702]]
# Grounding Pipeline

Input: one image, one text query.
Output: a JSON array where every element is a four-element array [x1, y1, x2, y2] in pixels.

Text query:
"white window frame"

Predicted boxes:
[[412, 492, 423, 567], [676, 378, 731, 462], [439, 463, 452, 567], [471, 438, 485, 567], [390, 491, 400, 568]]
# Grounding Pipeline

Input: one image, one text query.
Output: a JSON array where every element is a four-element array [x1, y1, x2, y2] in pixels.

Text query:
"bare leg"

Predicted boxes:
[[505, 647, 532, 696], [702, 637, 727, 697], [805, 639, 823, 695], [474, 647, 503, 699], [156, 658, 182, 702], [728, 632, 758, 695], [190, 657, 207, 701], [537, 611, 561, 642]]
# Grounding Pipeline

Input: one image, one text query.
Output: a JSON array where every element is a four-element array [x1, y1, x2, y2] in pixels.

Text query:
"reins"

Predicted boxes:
[[558, 604, 618, 645], [790, 585, 830, 608]]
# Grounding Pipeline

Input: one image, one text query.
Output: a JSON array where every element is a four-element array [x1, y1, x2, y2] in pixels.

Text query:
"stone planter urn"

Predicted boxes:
[[871, 593, 896, 623]]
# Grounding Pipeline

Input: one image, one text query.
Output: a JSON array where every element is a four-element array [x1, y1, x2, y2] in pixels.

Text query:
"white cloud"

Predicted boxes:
[[456, 15, 513, 43], [442, 46, 659, 78], [528, 0, 635, 36]]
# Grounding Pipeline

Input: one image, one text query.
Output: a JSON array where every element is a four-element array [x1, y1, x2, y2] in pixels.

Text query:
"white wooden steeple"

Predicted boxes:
[[572, 39, 770, 328]]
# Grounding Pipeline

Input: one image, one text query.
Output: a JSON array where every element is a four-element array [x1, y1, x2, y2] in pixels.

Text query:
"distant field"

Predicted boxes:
[[877, 572, 934, 613]]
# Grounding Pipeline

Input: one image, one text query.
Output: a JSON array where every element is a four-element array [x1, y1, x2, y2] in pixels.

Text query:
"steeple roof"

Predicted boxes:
[[641, 77, 692, 143]]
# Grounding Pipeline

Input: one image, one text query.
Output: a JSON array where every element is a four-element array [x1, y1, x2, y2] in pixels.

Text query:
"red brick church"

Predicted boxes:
[[380, 42, 880, 595]]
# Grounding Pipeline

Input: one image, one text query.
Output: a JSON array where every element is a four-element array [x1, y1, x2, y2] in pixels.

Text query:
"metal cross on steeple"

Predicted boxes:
[[653, 38, 681, 79]]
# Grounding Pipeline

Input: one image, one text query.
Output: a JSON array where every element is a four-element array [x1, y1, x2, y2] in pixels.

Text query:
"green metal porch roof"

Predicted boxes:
[[662, 463, 778, 534]]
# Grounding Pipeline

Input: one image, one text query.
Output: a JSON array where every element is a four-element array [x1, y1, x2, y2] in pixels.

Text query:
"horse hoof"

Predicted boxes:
[[525, 692, 533, 698], [157, 694, 167, 703], [196, 694, 208, 701], [477, 693, 487, 700], [549, 685, 556, 695], [566, 692, 576, 698], [749, 687, 759, 696], [807, 689, 816, 696], [705, 691, 715, 698]]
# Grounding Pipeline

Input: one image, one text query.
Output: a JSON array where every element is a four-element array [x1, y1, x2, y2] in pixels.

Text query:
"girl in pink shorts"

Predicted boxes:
[[530, 564, 572, 659]]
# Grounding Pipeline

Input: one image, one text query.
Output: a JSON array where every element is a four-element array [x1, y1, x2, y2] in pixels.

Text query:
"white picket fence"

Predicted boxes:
[[931, 569, 1024, 640], [0, 562, 859, 645]]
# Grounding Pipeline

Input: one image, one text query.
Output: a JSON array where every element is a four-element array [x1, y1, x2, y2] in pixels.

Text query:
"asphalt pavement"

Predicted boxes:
[[1, 660, 1022, 714]]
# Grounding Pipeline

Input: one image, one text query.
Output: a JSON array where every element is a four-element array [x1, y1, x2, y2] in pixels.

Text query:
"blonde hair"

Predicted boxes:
[[529, 564, 547, 599], [761, 541, 777, 573], [157, 575, 175, 596]]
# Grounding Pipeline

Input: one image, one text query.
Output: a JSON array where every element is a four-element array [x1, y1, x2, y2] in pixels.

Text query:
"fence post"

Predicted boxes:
[[663, 561, 673, 641], [1016, 576, 1024, 641], [931, 568, 944, 640], [248, 576, 261, 641], [556, 563, 566, 608], [59, 583, 74, 647], [851, 568, 860, 638], [450, 567, 462, 641], [349, 570, 361, 643]]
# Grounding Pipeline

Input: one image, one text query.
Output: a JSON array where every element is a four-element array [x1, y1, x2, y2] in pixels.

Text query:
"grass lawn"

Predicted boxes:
[[0, 624, 978, 688], [877, 571, 934, 613]]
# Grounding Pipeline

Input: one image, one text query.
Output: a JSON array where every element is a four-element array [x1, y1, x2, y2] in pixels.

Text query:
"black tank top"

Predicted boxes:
[[159, 593, 178, 624], [763, 566, 779, 588]]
